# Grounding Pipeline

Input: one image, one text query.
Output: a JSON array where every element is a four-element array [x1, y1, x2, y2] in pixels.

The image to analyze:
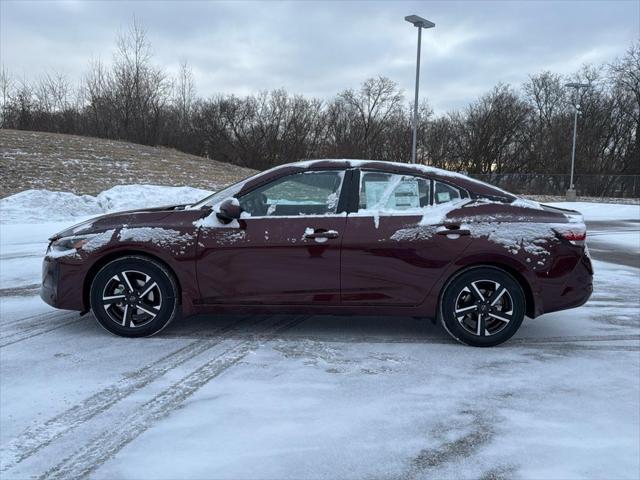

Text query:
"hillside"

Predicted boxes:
[[0, 129, 256, 198]]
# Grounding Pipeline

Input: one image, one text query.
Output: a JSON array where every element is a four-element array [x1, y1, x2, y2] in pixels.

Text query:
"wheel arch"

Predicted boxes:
[[438, 262, 536, 319], [82, 250, 182, 312]]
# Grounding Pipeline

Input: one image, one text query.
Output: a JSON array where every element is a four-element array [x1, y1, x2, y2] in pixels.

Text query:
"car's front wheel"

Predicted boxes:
[[90, 255, 179, 337], [440, 267, 525, 347]]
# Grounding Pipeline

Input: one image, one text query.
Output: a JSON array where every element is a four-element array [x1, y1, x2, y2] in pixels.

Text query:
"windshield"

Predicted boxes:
[[190, 179, 248, 209]]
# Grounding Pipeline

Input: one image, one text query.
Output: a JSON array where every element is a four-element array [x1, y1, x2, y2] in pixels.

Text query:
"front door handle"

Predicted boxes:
[[304, 229, 339, 240]]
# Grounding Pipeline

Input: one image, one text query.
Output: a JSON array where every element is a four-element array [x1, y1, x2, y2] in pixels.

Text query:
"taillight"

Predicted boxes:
[[555, 227, 586, 246]]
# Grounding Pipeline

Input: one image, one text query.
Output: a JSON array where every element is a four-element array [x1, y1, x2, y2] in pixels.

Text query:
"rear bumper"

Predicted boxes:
[[538, 251, 593, 315]]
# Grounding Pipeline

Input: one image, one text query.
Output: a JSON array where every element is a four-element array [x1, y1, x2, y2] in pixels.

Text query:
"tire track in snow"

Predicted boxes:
[[40, 315, 308, 480], [0, 252, 42, 261], [511, 333, 640, 344], [1, 308, 95, 329], [0, 283, 41, 297], [405, 409, 496, 479], [235, 333, 640, 346], [0, 312, 82, 348], [0, 315, 258, 473], [1, 309, 68, 328], [550, 344, 639, 352]]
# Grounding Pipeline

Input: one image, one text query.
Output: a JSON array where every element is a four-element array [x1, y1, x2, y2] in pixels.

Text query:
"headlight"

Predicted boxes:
[[50, 234, 98, 252], [47, 230, 115, 257]]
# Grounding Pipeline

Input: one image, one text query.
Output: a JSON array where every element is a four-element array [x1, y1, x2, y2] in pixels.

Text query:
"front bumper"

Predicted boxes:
[[40, 256, 59, 307], [40, 255, 85, 311]]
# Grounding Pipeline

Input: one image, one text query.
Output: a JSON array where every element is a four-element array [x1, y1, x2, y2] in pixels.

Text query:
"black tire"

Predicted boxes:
[[90, 255, 179, 338], [440, 267, 525, 347]]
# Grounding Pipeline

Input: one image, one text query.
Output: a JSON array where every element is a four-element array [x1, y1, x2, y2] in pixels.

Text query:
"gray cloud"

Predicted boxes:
[[1, 0, 638, 113]]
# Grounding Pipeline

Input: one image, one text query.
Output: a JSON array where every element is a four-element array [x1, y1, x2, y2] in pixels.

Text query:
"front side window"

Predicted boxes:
[[239, 170, 345, 217], [359, 172, 430, 212]]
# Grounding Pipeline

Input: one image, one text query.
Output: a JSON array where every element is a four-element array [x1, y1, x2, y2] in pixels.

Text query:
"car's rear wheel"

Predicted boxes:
[[440, 267, 525, 347], [90, 255, 179, 337]]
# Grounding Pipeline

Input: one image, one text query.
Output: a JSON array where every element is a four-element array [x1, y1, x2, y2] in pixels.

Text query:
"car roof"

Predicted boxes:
[[238, 159, 516, 201]]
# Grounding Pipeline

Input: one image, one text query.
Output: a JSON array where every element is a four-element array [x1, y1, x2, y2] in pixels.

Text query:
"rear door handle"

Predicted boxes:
[[304, 229, 339, 239], [437, 226, 470, 236]]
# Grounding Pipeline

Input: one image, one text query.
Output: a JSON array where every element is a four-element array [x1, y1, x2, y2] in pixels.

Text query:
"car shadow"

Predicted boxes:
[[158, 313, 454, 345], [24, 308, 453, 346]]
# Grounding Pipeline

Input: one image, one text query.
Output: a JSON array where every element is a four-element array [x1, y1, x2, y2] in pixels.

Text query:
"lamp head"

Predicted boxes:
[[405, 15, 435, 28]]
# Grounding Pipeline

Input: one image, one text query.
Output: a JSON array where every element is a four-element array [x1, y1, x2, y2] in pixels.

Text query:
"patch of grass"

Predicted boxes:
[[0, 129, 256, 198]]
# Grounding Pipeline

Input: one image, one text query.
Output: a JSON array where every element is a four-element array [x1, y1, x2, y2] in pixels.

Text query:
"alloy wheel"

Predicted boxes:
[[454, 280, 514, 337], [101, 270, 162, 328]]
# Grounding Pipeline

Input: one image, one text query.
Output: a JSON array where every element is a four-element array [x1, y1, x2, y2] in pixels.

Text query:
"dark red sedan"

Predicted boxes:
[[41, 160, 593, 346]]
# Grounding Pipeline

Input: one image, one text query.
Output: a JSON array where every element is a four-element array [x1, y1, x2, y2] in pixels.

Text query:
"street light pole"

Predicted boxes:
[[564, 82, 590, 200], [569, 105, 579, 190], [411, 25, 422, 164], [405, 15, 435, 164]]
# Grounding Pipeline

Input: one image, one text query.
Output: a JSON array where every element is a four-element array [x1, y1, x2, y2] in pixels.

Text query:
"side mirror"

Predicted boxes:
[[216, 198, 242, 223]]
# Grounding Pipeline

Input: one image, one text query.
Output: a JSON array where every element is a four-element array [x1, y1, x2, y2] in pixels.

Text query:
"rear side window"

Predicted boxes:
[[434, 181, 462, 204], [359, 172, 430, 211]]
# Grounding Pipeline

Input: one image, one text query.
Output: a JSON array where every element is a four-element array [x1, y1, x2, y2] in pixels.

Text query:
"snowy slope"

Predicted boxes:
[[0, 129, 255, 197]]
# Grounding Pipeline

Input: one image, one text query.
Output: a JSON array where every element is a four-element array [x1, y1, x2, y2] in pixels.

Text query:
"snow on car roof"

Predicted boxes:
[[288, 158, 459, 177], [269, 159, 517, 200]]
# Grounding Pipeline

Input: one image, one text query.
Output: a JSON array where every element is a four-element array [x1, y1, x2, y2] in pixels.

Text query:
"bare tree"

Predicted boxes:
[[331, 76, 404, 158], [83, 57, 114, 137], [454, 84, 530, 174], [110, 17, 169, 144], [609, 42, 640, 174], [0, 65, 14, 127], [174, 61, 196, 126]]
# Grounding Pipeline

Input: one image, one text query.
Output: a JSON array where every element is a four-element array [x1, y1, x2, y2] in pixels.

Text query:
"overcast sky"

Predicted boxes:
[[1, 0, 638, 113]]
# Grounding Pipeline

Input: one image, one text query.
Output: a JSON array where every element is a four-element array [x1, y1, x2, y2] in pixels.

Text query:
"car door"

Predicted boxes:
[[196, 169, 349, 305], [340, 170, 472, 306]]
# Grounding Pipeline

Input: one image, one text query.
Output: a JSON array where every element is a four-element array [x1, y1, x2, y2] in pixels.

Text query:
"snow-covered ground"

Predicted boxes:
[[547, 201, 640, 221], [1, 187, 639, 479]]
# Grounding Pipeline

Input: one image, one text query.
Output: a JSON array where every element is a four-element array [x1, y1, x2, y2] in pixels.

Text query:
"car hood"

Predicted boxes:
[[50, 204, 206, 240]]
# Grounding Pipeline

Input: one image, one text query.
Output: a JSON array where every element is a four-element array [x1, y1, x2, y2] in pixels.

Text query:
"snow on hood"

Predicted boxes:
[[0, 185, 213, 224]]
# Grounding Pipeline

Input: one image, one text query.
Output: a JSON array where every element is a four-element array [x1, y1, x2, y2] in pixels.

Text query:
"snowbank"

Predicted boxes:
[[95, 185, 211, 213], [0, 190, 103, 223], [0, 185, 213, 224]]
